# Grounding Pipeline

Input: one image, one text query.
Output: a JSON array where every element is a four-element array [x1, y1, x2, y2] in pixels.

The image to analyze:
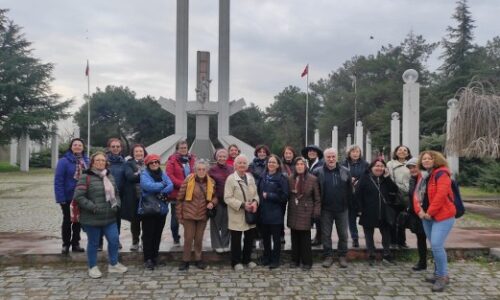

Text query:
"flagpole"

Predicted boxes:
[[86, 59, 91, 152], [305, 65, 309, 147]]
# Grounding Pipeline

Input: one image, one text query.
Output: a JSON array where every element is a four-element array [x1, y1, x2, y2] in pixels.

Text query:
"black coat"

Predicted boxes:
[[355, 173, 399, 228], [257, 172, 289, 225], [313, 164, 353, 212], [121, 159, 142, 221]]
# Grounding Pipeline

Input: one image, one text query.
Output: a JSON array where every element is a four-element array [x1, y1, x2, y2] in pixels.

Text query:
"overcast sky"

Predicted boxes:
[[3, 0, 499, 112]]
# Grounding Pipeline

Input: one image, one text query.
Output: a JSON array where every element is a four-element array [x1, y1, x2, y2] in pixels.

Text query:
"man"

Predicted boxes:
[[313, 148, 352, 268]]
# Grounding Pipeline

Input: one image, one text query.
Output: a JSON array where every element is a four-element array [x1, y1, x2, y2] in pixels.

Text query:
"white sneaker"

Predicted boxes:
[[215, 248, 224, 254], [88, 266, 102, 278], [108, 262, 128, 274], [233, 263, 244, 271], [130, 243, 139, 251], [223, 247, 231, 252], [247, 262, 257, 269]]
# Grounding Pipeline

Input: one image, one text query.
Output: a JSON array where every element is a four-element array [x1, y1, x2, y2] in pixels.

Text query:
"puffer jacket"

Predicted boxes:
[[140, 169, 174, 199], [54, 151, 89, 204], [287, 173, 321, 230], [249, 157, 267, 182], [165, 152, 196, 200], [73, 170, 120, 227], [257, 171, 289, 225], [387, 159, 411, 194], [224, 172, 260, 231], [176, 174, 218, 221]]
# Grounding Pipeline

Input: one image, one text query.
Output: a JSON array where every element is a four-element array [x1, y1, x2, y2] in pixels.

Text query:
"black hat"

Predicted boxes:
[[301, 145, 323, 159]]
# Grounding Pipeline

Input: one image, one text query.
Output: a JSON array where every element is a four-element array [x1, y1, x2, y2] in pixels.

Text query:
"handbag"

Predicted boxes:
[[370, 176, 396, 226], [70, 174, 90, 223], [138, 193, 169, 216], [207, 207, 217, 219], [237, 181, 257, 225]]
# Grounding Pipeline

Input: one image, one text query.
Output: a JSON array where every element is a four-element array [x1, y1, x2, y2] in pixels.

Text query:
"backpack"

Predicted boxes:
[[435, 170, 465, 218]]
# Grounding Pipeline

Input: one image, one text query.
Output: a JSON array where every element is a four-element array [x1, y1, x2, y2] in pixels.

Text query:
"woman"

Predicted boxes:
[[249, 144, 270, 182], [122, 144, 147, 251], [140, 154, 173, 270], [226, 144, 240, 167], [208, 149, 234, 253], [257, 154, 289, 269], [341, 145, 369, 248], [387, 145, 412, 248], [74, 151, 127, 278], [281, 146, 297, 176], [405, 157, 427, 271], [414, 151, 455, 292], [287, 157, 321, 270], [54, 138, 89, 255], [224, 154, 259, 270], [355, 158, 399, 265], [176, 160, 218, 271]]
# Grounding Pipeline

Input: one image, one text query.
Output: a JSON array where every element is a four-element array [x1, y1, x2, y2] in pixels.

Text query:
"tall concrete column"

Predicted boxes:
[[51, 126, 59, 169], [402, 69, 420, 156], [218, 0, 230, 137], [10, 139, 18, 166], [331, 126, 338, 153], [19, 133, 30, 172], [366, 131, 372, 162], [346, 134, 352, 151], [355, 121, 364, 155], [446, 98, 459, 179], [314, 129, 319, 146], [175, 0, 189, 136], [391, 112, 400, 153]]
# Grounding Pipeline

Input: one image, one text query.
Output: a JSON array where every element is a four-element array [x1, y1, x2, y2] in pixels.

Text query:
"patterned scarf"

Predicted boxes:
[[93, 168, 117, 208], [295, 174, 305, 197], [73, 153, 87, 180]]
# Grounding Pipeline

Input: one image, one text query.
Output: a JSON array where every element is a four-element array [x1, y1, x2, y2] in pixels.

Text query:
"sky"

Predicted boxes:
[[2, 0, 499, 113]]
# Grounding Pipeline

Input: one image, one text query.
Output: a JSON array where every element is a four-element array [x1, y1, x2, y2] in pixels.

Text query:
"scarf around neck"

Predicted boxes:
[[92, 168, 117, 208], [184, 174, 214, 201], [73, 152, 87, 180]]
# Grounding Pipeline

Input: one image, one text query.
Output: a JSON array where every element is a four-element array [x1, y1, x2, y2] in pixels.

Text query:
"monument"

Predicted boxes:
[[146, 0, 254, 161], [402, 69, 420, 156]]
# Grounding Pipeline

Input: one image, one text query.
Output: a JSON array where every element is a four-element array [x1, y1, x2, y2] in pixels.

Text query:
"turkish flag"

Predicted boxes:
[[301, 64, 308, 77]]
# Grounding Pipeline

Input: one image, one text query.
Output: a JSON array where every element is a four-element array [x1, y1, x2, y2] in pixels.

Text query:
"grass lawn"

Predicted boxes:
[[0, 161, 19, 172], [460, 186, 500, 198], [457, 212, 500, 228]]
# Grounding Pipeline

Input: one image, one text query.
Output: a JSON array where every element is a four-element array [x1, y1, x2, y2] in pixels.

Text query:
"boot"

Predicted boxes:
[[431, 276, 449, 292], [412, 261, 427, 271], [178, 261, 190, 271], [352, 239, 359, 248]]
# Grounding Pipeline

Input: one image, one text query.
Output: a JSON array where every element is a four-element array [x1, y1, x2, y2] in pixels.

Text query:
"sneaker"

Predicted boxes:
[[173, 239, 180, 246], [338, 257, 348, 268], [398, 243, 409, 249], [144, 259, 155, 270], [425, 273, 437, 283], [194, 261, 207, 270], [382, 255, 395, 265], [322, 257, 334, 268], [88, 266, 102, 279], [223, 247, 231, 252], [352, 239, 359, 248], [97, 246, 103, 252], [108, 262, 128, 274], [432, 276, 449, 292], [72, 245, 85, 253], [233, 263, 244, 271], [130, 243, 139, 252], [178, 261, 190, 271], [215, 248, 224, 254], [247, 262, 257, 269]]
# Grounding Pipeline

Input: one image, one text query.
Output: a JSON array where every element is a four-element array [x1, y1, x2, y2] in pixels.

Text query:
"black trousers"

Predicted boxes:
[[391, 210, 406, 245], [363, 224, 391, 257], [230, 229, 254, 267], [291, 229, 312, 266], [416, 231, 427, 265], [60, 203, 81, 247], [131, 218, 141, 245], [261, 224, 282, 264], [141, 214, 166, 262]]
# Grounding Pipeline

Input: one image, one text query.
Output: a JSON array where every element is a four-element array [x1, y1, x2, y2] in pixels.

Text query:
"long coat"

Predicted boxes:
[[121, 159, 142, 221], [176, 174, 218, 221], [54, 151, 89, 204], [287, 173, 321, 230], [257, 172, 289, 225], [224, 172, 260, 231], [165, 152, 196, 200]]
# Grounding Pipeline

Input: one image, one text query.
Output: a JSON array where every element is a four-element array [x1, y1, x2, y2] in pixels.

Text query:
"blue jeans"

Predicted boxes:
[[82, 223, 119, 268], [422, 217, 455, 277]]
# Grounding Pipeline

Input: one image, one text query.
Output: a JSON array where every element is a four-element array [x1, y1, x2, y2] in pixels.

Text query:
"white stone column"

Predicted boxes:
[[19, 133, 30, 172], [218, 0, 230, 137], [391, 112, 400, 153], [355, 121, 364, 155], [402, 69, 420, 156], [366, 131, 372, 162], [346, 134, 352, 151], [446, 98, 459, 179], [331, 126, 338, 153], [10, 139, 18, 166], [51, 126, 59, 169], [314, 129, 320, 146], [175, 0, 189, 136]]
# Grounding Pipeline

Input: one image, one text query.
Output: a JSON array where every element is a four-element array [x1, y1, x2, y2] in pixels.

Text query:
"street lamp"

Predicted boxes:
[[350, 74, 357, 142]]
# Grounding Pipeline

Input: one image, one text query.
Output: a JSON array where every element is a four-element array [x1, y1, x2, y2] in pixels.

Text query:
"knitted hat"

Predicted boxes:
[[406, 157, 418, 167], [144, 154, 161, 165]]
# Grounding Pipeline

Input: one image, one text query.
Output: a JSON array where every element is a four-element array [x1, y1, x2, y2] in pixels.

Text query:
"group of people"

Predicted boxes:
[[54, 138, 456, 292]]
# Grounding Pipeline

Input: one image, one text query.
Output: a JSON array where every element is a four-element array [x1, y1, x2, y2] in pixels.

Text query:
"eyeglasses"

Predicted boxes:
[[94, 159, 107, 162], [149, 161, 160, 165]]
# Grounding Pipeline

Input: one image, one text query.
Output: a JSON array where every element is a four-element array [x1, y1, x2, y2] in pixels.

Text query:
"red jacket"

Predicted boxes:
[[165, 153, 196, 200], [413, 166, 456, 221]]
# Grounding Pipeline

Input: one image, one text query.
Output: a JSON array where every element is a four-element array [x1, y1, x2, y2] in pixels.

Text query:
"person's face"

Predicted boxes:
[[93, 154, 107, 171], [235, 158, 248, 173], [133, 147, 145, 160], [295, 160, 306, 174], [371, 161, 385, 177], [229, 146, 239, 158], [284, 149, 294, 162], [396, 146, 409, 160], [217, 152, 228, 165], [421, 153, 434, 170], [267, 157, 279, 174], [308, 150, 318, 160], [177, 143, 189, 156], [408, 165, 419, 177], [195, 164, 207, 178], [109, 141, 122, 155], [148, 160, 161, 171], [324, 151, 337, 168], [350, 148, 361, 160], [257, 148, 268, 160], [71, 140, 84, 155]]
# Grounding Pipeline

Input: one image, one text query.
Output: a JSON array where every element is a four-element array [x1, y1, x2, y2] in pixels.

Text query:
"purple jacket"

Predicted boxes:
[[54, 151, 89, 204], [208, 163, 234, 201]]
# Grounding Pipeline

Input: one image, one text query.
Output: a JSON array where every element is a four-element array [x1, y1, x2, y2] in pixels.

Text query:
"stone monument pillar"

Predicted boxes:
[[346, 134, 352, 150], [19, 133, 30, 172], [10, 139, 18, 166], [366, 131, 372, 162], [314, 129, 320, 146], [446, 98, 459, 179], [175, 0, 189, 137], [391, 112, 400, 152], [51, 126, 59, 169], [355, 121, 364, 154], [218, 0, 230, 137], [331, 126, 338, 153], [402, 69, 420, 156]]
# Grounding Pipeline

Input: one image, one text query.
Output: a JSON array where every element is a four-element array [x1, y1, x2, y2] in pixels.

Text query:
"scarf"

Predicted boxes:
[[93, 168, 117, 208], [73, 152, 87, 180], [181, 156, 191, 177], [415, 171, 430, 210], [148, 168, 164, 182], [295, 173, 305, 198], [184, 174, 214, 201], [135, 159, 146, 172]]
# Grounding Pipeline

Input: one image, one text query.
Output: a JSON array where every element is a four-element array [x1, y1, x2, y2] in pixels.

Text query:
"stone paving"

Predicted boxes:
[[1, 261, 499, 299]]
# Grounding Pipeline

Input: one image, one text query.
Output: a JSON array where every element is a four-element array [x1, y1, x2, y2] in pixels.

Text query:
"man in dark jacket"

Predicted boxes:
[[313, 148, 353, 268]]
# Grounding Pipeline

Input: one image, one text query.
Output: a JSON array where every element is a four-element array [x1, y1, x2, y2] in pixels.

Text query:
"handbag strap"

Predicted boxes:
[[237, 181, 248, 203], [369, 176, 388, 204]]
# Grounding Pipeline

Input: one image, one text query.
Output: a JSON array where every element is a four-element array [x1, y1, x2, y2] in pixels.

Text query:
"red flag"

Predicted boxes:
[[301, 64, 308, 77], [85, 61, 89, 76]]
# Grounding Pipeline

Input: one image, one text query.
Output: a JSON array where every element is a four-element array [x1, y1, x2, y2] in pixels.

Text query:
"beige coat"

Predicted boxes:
[[224, 171, 260, 231]]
